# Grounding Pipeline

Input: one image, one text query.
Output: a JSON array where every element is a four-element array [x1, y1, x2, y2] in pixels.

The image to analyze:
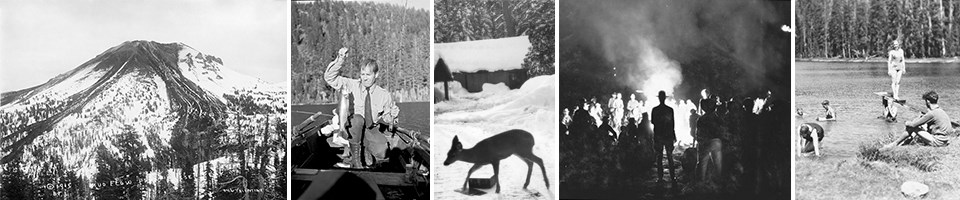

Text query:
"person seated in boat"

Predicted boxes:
[[817, 100, 837, 121], [886, 91, 952, 148], [325, 47, 404, 168]]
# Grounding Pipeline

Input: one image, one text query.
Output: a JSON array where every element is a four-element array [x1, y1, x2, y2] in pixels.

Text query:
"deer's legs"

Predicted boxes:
[[492, 161, 501, 193], [464, 163, 483, 191], [523, 153, 550, 188], [521, 158, 534, 188]]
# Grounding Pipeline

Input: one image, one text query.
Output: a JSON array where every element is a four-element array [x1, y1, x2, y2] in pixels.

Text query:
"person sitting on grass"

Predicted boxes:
[[817, 100, 837, 121], [886, 91, 952, 148]]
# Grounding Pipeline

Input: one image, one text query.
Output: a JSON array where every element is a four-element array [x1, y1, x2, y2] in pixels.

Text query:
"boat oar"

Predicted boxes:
[[375, 122, 430, 154], [295, 110, 333, 139]]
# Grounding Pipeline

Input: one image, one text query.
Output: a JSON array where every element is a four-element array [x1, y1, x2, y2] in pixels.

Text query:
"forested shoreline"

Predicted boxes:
[[434, 0, 556, 76], [797, 0, 960, 59], [292, 1, 430, 104]]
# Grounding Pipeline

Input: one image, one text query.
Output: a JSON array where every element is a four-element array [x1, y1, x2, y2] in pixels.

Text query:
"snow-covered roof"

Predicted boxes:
[[434, 36, 531, 73]]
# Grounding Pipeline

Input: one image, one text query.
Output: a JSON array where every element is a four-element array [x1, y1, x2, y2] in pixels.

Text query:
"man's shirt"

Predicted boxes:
[[324, 60, 400, 124]]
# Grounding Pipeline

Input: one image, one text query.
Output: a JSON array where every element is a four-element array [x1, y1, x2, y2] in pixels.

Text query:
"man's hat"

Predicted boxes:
[[657, 90, 668, 98], [822, 100, 830, 105]]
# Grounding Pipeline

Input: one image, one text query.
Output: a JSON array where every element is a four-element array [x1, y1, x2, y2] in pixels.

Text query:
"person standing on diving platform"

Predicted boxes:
[[888, 39, 906, 102]]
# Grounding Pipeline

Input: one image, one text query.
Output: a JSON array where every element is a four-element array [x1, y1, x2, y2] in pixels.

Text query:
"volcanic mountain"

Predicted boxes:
[[0, 40, 286, 180]]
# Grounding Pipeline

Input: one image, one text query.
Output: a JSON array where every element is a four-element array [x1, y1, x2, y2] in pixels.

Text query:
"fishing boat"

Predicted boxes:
[[290, 93, 430, 200]]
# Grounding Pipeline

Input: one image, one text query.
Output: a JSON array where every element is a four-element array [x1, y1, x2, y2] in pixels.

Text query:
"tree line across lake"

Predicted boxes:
[[292, 1, 431, 104], [797, 0, 960, 59], [434, 0, 556, 77]]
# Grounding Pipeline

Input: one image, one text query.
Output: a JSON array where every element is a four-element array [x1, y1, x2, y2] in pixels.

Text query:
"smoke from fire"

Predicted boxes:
[[566, 0, 787, 147], [568, 0, 787, 99]]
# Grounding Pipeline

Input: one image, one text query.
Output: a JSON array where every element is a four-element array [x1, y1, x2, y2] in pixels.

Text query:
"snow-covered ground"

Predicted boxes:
[[433, 75, 558, 199]]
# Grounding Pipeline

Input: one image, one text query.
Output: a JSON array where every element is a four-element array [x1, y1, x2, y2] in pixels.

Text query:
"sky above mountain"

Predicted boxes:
[[0, 0, 287, 92], [294, 0, 430, 11]]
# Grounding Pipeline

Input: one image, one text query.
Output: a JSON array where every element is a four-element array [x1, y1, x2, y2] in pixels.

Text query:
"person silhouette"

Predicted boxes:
[[651, 91, 676, 185]]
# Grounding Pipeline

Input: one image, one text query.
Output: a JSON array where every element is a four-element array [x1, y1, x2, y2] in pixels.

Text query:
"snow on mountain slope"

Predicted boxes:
[[176, 45, 283, 99], [0, 62, 105, 112], [0, 40, 287, 182]]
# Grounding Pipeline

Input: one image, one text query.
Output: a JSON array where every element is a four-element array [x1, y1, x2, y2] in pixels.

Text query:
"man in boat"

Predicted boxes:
[[886, 91, 952, 148], [651, 91, 677, 185], [818, 100, 837, 121], [325, 47, 403, 168], [888, 39, 906, 101]]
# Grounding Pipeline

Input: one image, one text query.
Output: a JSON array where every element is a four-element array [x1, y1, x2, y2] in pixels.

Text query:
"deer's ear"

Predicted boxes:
[[451, 136, 462, 150]]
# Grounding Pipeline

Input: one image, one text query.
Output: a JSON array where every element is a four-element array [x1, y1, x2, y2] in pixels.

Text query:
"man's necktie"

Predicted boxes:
[[365, 88, 373, 128]]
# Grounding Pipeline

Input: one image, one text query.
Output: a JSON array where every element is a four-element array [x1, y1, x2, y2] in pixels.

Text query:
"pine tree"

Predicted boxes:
[[94, 144, 122, 200], [116, 125, 147, 199], [1, 156, 32, 200], [95, 126, 148, 199]]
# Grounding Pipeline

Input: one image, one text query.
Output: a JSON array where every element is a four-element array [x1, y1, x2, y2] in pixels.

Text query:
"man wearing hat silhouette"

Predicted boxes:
[[651, 90, 677, 184]]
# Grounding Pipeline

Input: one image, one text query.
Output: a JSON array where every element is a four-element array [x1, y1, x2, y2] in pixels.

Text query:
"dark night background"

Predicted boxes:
[[559, 0, 791, 199]]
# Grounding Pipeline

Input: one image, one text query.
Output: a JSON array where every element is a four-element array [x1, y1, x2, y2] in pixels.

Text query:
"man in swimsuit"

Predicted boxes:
[[818, 100, 837, 121], [797, 123, 825, 156], [888, 40, 906, 101]]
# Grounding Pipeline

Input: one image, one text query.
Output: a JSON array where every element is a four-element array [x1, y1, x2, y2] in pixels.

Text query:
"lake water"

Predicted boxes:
[[292, 102, 431, 136], [796, 61, 960, 156]]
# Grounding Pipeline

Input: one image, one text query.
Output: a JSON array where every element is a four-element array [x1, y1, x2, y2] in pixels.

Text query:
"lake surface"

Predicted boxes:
[[796, 61, 960, 157], [292, 102, 430, 136]]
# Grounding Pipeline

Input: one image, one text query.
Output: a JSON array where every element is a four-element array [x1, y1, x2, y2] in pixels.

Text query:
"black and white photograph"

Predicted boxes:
[[0, 0, 288, 199], [796, 0, 960, 199], [288, 0, 431, 199], [559, 0, 791, 199], [432, 0, 557, 199]]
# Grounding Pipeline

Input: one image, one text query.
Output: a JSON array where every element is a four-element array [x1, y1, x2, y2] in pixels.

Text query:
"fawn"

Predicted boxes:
[[443, 129, 550, 193]]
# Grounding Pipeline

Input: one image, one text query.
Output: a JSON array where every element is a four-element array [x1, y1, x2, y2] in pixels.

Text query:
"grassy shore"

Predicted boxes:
[[796, 132, 960, 199]]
